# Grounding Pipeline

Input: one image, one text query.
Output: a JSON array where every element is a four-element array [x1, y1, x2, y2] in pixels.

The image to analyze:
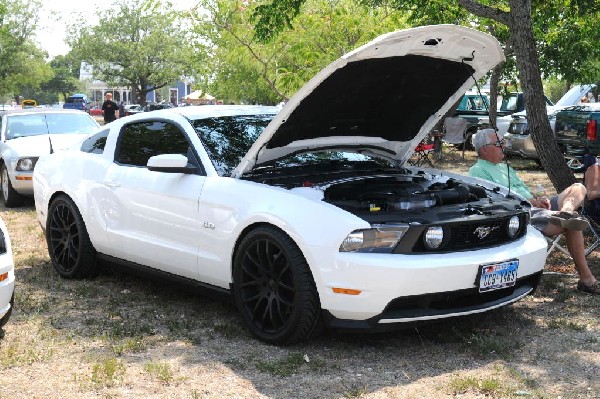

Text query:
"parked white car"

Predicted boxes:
[[33, 25, 547, 344], [0, 109, 100, 207], [0, 216, 15, 329]]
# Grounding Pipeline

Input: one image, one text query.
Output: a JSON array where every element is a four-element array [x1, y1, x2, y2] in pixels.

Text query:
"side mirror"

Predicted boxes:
[[147, 154, 197, 174]]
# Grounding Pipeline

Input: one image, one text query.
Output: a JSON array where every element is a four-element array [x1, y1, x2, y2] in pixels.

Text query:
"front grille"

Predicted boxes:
[[404, 213, 527, 254]]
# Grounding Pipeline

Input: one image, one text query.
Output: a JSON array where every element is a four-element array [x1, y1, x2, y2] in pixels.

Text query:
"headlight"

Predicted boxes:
[[423, 226, 444, 249], [16, 157, 38, 171], [340, 224, 409, 253], [507, 215, 521, 238]]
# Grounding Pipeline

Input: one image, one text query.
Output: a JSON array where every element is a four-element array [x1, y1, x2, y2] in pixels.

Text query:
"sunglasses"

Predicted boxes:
[[485, 139, 505, 148]]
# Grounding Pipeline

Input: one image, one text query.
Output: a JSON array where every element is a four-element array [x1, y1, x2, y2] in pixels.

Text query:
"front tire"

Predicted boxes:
[[233, 226, 322, 345], [46, 195, 98, 279], [1, 164, 23, 208]]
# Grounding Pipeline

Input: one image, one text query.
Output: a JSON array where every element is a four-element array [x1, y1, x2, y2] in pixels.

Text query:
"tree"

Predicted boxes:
[[456, 0, 600, 191], [0, 0, 52, 99], [41, 54, 84, 101], [16, 54, 84, 105], [67, 0, 197, 105], [252, 0, 600, 191], [192, 0, 408, 104]]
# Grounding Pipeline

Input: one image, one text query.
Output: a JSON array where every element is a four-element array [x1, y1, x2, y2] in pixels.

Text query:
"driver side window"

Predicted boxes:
[[115, 121, 190, 167]]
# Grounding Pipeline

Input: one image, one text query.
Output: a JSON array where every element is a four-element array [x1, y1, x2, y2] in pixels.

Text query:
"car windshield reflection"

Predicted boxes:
[[6, 113, 99, 140]]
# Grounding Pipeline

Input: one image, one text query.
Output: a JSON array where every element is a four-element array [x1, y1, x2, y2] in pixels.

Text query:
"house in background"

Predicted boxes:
[[79, 63, 193, 107]]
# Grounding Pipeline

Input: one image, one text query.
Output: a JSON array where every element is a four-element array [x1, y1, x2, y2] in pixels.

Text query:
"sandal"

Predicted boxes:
[[576, 280, 600, 295], [548, 213, 588, 231]]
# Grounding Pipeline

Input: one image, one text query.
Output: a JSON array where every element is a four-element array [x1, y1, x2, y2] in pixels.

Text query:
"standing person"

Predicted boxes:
[[469, 129, 599, 295], [118, 101, 126, 119], [101, 93, 119, 124]]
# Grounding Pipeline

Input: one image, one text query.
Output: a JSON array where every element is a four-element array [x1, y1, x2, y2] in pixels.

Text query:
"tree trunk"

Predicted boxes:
[[459, 0, 576, 192], [488, 65, 501, 129], [508, 0, 575, 191]]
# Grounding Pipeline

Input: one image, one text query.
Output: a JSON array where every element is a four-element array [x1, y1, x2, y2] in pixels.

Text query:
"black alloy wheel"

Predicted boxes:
[[233, 226, 322, 345], [46, 195, 97, 279]]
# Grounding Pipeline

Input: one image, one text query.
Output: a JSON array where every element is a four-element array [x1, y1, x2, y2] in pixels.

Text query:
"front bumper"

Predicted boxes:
[[312, 226, 547, 327], [0, 266, 15, 322], [10, 172, 34, 195]]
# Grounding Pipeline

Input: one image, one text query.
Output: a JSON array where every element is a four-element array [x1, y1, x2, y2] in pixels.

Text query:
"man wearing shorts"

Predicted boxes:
[[469, 129, 599, 295]]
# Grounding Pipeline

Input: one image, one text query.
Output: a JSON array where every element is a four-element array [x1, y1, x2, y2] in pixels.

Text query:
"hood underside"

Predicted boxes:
[[233, 25, 505, 177]]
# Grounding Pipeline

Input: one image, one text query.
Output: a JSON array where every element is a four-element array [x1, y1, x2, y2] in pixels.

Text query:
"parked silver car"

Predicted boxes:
[[504, 84, 596, 159], [0, 109, 100, 207]]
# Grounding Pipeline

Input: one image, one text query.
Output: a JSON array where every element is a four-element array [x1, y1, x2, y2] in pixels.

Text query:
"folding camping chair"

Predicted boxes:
[[546, 206, 600, 259], [441, 116, 470, 160], [408, 140, 435, 167]]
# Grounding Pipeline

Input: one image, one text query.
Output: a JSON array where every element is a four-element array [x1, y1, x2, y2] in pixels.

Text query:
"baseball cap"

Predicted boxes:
[[473, 128, 502, 152]]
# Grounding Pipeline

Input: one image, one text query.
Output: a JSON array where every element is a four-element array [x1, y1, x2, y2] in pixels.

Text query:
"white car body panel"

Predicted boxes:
[[0, 217, 15, 324]]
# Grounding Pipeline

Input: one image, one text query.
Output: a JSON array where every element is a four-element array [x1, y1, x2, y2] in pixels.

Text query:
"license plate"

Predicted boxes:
[[478, 259, 519, 292]]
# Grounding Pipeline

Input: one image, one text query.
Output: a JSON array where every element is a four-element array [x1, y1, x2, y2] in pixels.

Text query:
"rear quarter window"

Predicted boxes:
[[81, 129, 109, 154]]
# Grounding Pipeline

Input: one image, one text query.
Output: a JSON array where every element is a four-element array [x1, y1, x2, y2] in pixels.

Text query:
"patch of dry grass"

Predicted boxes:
[[0, 152, 598, 398]]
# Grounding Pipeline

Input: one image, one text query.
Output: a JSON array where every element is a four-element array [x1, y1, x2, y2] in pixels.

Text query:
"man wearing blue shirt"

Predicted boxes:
[[469, 129, 599, 295]]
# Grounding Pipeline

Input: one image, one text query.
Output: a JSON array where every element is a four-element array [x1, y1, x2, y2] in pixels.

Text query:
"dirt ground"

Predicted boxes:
[[0, 150, 598, 399]]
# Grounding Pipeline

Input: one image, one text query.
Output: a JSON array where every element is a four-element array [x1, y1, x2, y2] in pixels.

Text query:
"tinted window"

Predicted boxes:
[[116, 121, 190, 167], [81, 129, 109, 154], [192, 115, 273, 176]]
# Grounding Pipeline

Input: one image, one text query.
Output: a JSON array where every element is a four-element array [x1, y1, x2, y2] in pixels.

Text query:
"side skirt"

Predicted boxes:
[[96, 253, 233, 303]]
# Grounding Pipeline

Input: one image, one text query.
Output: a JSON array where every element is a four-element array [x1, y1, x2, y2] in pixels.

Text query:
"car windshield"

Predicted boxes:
[[6, 113, 98, 140], [192, 114, 274, 176], [65, 97, 85, 104], [191, 113, 396, 177], [457, 94, 489, 111]]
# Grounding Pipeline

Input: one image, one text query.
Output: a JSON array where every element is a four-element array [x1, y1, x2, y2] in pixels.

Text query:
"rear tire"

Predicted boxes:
[[1, 164, 24, 208], [46, 195, 98, 279], [233, 226, 322, 345]]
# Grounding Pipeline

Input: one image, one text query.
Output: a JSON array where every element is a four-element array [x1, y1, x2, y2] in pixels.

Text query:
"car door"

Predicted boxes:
[[101, 119, 206, 279]]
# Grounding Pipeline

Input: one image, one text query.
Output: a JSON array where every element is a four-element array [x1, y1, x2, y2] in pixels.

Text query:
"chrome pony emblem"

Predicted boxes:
[[473, 226, 498, 239]]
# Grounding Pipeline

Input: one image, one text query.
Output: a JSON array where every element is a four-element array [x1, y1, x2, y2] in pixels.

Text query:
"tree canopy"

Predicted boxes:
[[191, 0, 409, 104], [67, 0, 197, 105], [0, 0, 52, 100]]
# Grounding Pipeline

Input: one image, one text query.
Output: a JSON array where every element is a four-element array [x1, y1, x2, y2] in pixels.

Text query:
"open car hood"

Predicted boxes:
[[233, 25, 504, 177]]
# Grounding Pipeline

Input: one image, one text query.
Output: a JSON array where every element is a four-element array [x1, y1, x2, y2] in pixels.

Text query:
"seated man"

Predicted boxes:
[[469, 129, 599, 295]]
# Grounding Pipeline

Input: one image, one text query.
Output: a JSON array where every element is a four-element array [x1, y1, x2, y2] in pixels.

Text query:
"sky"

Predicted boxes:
[[35, 0, 198, 58]]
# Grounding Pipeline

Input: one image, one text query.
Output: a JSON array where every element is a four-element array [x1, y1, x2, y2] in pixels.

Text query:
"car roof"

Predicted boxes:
[[125, 104, 279, 121], [2, 109, 90, 117]]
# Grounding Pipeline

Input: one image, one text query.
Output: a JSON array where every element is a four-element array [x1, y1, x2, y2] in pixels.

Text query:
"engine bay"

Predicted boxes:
[[244, 165, 526, 224]]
